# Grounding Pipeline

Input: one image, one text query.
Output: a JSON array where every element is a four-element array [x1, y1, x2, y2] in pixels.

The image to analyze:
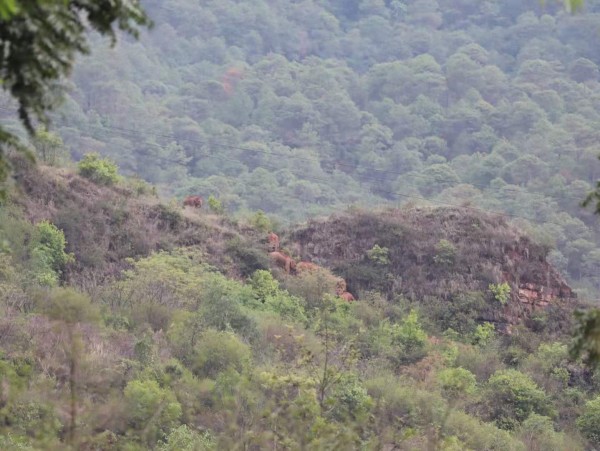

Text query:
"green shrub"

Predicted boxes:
[[366, 244, 390, 265], [249, 270, 280, 301], [0, 433, 36, 450], [391, 310, 428, 365], [225, 237, 269, 277], [159, 425, 216, 451], [485, 369, 553, 430], [577, 395, 600, 445], [328, 373, 373, 422], [425, 292, 487, 336], [5, 401, 62, 440], [438, 367, 477, 400], [31, 127, 70, 166], [473, 322, 495, 346], [433, 239, 457, 266], [29, 221, 74, 286], [155, 202, 183, 231], [520, 414, 572, 451], [248, 270, 307, 323], [198, 274, 258, 342], [250, 210, 271, 232], [489, 282, 511, 305], [192, 330, 251, 378], [45, 287, 100, 325], [127, 177, 156, 197], [124, 379, 182, 439], [443, 409, 523, 451], [77, 152, 119, 185], [207, 195, 224, 214]]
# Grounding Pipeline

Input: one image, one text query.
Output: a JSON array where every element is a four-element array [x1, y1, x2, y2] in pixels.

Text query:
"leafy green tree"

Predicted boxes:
[[571, 309, 600, 366], [0, 0, 149, 186], [124, 379, 182, 444], [30, 220, 74, 286], [327, 373, 373, 422], [250, 210, 272, 233], [485, 369, 553, 430], [519, 414, 572, 451], [30, 127, 69, 166], [576, 395, 600, 445], [438, 367, 477, 401], [366, 244, 390, 265], [392, 309, 428, 365], [191, 329, 250, 379]]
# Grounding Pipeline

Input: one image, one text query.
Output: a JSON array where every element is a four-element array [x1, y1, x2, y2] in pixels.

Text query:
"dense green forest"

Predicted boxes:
[[1, 0, 600, 449], [3, 0, 599, 296]]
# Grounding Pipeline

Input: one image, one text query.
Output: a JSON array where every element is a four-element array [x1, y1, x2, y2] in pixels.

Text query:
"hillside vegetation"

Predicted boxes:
[[0, 1, 600, 449], [0, 160, 597, 450], [1, 0, 598, 296]]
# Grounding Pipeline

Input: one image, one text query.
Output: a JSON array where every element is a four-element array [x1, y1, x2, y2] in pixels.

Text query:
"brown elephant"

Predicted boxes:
[[183, 195, 203, 208], [339, 292, 355, 302], [267, 232, 280, 252], [269, 251, 296, 274]]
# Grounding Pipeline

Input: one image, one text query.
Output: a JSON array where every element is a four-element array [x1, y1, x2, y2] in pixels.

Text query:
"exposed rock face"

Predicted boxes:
[[288, 207, 578, 329], [518, 281, 574, 308]]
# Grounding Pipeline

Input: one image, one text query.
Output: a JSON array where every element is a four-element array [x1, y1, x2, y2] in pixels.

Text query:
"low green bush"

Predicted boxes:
[[77, 153, 120, 185]]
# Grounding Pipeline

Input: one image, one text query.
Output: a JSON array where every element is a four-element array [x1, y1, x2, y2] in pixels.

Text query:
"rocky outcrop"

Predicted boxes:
[[287, 207, 578, 330], [517, 281, 574, 308]]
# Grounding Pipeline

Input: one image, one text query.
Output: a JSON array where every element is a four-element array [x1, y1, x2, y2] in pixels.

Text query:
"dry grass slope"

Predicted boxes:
[[8, 156, 268, 287]]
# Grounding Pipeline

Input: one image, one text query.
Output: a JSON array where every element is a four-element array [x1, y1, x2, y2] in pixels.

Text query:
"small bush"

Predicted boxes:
[[577, 395, 600, 445], [128, 177, 156, 197], [29, 221, 74, 286], [77, 152, 119, 185], [250, 210, 271, 232], [159, 425, 216, 451], [155, 202, 183, 231], [520, 414, 571, 451], [328, 373, 373, 422], [31, 127, 70, 166], [473, 322, 495, 346], [124, 379, 182, 436], [249, 270, 307, 323], [438, 367, 477, 400], [366, 244, 390, 265], [225, 237, 269, 277], [5, 401, 62, 440], [489, 282, 511, 305], [433, 239, 456, 265], [208, 195, 225, 214], [192, 330, 251, 378], [390, 310, 428, 365]]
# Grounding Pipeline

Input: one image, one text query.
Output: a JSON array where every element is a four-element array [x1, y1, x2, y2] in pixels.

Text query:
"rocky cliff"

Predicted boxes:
[[288, 207, 578, 331]]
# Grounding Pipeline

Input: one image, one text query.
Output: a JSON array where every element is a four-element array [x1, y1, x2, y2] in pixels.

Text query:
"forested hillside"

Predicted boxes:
[[1, 0, 599, 297], [4, 0, 600, 450], [0, 159, 596, 450]]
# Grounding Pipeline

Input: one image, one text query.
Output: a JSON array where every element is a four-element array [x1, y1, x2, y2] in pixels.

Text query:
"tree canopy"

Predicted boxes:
[[0, 0, 150, 185]]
